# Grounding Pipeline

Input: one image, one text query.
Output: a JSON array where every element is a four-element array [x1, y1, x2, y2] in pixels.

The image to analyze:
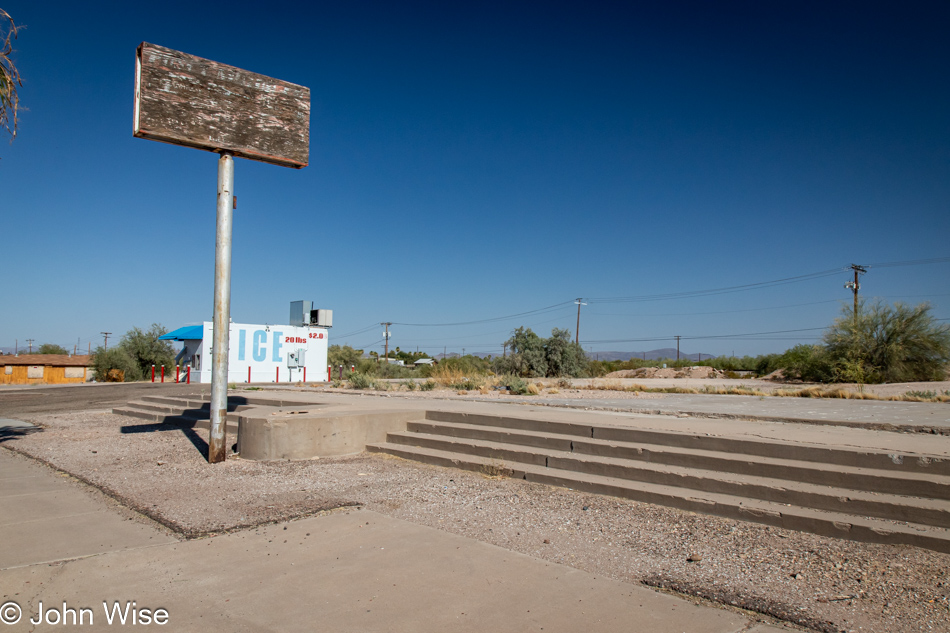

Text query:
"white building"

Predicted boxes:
[[160, 321, 330, 383]]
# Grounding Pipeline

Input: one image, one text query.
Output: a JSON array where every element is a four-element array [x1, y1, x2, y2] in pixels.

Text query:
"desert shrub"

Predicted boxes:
[[494, 327, 587, 377], [451, 376, 485, 390], [824, 301, 950, 383], [37, 343, 68, 355], [420, 380, 436, 391], [423, 356, 491, 378], [348, 372, 374, 389], [402, 379, 418, 391], [117, 324, 176, 380], [544, 328, 587, 377], [499, 374, 529, 395], [375, 362, 415, 379], [92, 346, 140, 382], [328, 345, 363, 370], [586, 360, 610, 377], [774, 344, 833, 382]]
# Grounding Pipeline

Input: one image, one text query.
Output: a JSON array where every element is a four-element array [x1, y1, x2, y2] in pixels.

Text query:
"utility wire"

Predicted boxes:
[[868, 256, 950, 268], [589, 299, 842, 318], [334, 323, 381, 339], [391, 301, 574, 327], [583, 326, 826, 345], [587, 268, 846, 304]]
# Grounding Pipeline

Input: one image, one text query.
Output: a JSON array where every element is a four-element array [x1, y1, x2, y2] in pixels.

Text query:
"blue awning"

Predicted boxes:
[[159, 325, 204, 341]]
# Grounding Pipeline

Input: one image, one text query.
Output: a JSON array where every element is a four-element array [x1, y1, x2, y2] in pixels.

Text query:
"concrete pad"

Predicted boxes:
[[0, 509, 763, 633], [0, 509, 177, 570], [0, 489, 107, 526], [0, 452, 177, 570]]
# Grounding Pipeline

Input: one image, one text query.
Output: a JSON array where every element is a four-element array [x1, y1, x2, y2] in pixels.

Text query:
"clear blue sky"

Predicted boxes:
[[2, 1, 948, 358]]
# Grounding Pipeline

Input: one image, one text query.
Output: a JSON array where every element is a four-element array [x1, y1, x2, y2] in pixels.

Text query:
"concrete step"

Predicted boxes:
[[384, 431, 950, 528], [406, 420, 950, 500], [112, 405, 240, 429], [426, 411, 950, 476], [140, 395, 255, 412], [366, 441, 950, 553]]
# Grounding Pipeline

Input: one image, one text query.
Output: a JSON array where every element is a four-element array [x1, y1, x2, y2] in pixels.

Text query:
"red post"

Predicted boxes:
[[248, 366, 251, 383], [276, 367, 279, 383], [350, 364, 355, 373], [161, 365, 165, 383], [151, 365, 155, 382], [187, 366, 190, 385], [303, 366, 306, 382], [176, 364, 180, 383], [327, 365, 331, 381]]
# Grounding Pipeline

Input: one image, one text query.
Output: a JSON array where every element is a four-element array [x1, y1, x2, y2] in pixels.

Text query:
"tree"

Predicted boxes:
[[91, 347, 139, 382], [823, 301, 950, 383], [493, 327, 588, 378], [495, 327, 547, 377], [37, 343, 68, 355], [119, 324, 176, 379], [91, 324, 176, 382], [543, 328, 587, 377], [328, 345, 363, 368], [772, 344, 832, 382], [1, 9, 22, 145]]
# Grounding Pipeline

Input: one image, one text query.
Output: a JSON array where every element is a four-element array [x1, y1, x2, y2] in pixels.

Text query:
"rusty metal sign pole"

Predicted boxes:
[[208, 152, 234, 464]]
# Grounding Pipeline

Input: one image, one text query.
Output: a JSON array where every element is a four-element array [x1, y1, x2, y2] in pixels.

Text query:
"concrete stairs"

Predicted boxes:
[[367, 410, 950, 553], [113, 395, 247, 431]]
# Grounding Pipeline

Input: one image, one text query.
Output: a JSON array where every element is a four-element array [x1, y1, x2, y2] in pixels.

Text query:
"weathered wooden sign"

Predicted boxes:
[[134, 42, 310, 168]]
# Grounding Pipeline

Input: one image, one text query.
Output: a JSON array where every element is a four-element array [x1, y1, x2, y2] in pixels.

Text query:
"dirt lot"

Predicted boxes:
[[2, 391, 948, 633]]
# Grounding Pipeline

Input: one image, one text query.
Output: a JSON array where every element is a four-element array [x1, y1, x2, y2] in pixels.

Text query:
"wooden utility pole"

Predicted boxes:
[[845, 264, 867, 318], [381, 323, 392, 363], [675, 335, 681, 360], [101, 332, 111, 350], [574, 298, 586, 345], [26, 339, 34, 353]]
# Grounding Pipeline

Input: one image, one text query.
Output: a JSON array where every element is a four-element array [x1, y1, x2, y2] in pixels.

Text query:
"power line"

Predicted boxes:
[[587, 268, 846, 304], [334, 323, 380, 339], [589, 299, 842, 318], [391, 301, 574, 327], [868, 256, 950, 268], [582, 326, 826, 345]]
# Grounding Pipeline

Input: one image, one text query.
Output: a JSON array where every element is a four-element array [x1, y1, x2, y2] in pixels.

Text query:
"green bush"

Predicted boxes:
[[37, 343, 68, 355], [90, 323, 175, 382], [92, 347, 140, 382], [422, 355, 491, 378], [328, 345, 363, 369], [824, 301, 950, 383], [500, 374, 530, 395], [420, 380, 436, 391], [348, 372, 374, 389], [774, 344, 833, 382], [493, 327, 587, 378]]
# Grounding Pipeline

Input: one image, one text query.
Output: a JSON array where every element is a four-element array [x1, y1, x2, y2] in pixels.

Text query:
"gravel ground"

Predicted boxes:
[[4, 408, 949, 633]]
